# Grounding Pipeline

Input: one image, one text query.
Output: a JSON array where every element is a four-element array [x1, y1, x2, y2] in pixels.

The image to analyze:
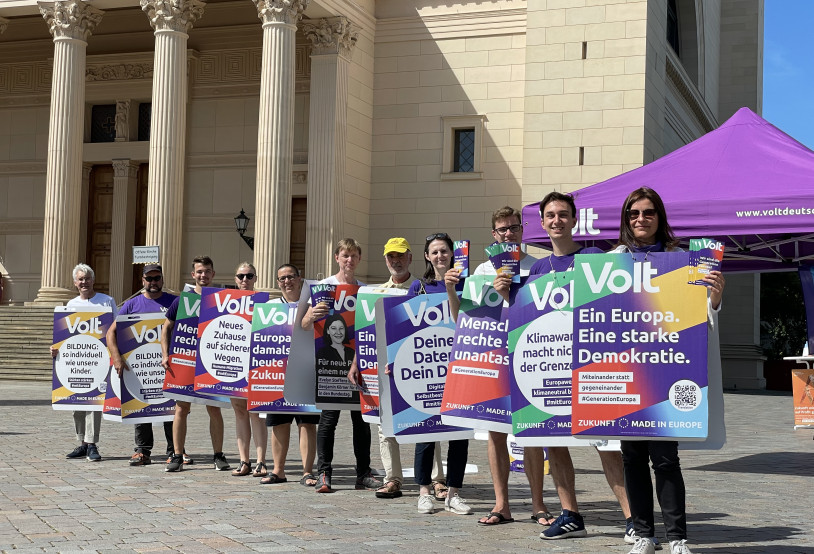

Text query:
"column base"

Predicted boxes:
[[31, 287, 74, 305]]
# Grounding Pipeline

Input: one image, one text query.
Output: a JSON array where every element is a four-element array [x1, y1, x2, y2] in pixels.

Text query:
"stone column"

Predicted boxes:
[[109, 159, 140, 302], [302, 17, 357, 279], [251, 0, 309, 291], [141, 0, 204, 292], [34, 1, 103, 304]]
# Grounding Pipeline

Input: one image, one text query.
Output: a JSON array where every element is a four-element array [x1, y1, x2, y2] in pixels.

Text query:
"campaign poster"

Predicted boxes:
[[116, 313, 175, 424], [314, 284, 360, 410], [101, 366, 121, 421], [509, 273, 586, 446], [440, 276, 512, 433], [378, 293, 474, 444], [51, 307, 113, 411], [508, 436, 525, 472], [195, 287, 269, 398], [163, 291, 228, 406], [247, 301, 319, 415], [791, 368, 814, 429], [283, 280, 319, 405], [355, 287, 408, 423], [570, 252, 709, 440]]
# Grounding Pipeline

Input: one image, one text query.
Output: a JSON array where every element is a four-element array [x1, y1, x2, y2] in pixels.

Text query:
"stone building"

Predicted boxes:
[[0, 0, 764, 386]]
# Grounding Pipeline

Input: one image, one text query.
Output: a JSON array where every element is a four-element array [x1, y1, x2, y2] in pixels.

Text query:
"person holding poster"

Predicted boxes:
[[107, 264, 176, 466], [518, 193, 632, 542], [227, 263, 270, 477], [613, 188, 725, 554], [347, 238, 447, 501], [160, 256, 229, 473], [447, 206, 552, 527], [408, 233, 472, 516], [53, 263, 117, 462], [300, 238, 380, 494], [261, 264, 320, 486]]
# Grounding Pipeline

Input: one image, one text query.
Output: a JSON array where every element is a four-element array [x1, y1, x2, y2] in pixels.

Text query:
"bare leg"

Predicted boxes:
[[299, 423, 317, 477], [250, 412, 268, 464], [479, 431, 512, 524], [231, 398, 251, 463], [598, 448, 631, 518], [206, 405, 224, 453], [270, 423, 291, 479], [547, 446, 578, 512], [524, 446, 554, 523], [172, 401, 191, 455]]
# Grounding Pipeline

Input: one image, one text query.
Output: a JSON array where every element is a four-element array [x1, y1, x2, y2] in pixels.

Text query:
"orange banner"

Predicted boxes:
[[791, 368, 814, 428]]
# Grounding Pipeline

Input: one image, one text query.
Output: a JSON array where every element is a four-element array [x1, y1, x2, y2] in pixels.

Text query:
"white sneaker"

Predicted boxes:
[[444, 493, 472, 515], [669, 540, 693, 554], [629, 537, 657, 554], [417, 494, 435, 514]]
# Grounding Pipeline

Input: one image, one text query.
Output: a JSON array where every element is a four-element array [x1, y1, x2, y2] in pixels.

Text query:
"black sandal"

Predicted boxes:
[[252, 461, 268, 477], [231, 460, 251, 476]]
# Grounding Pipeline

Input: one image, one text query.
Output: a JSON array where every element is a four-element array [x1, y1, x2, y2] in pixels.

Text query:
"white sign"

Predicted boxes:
[[133, 246, 160, 264]]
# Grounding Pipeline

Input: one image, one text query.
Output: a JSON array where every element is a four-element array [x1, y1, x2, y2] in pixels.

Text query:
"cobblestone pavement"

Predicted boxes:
[[0, 382, 811, 553]]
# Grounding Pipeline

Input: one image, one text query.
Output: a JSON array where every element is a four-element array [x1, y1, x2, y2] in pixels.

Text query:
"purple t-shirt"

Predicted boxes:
[[120, 292, 177, 315], [408, 278, 464, 295], [530, 246, 603, 274]]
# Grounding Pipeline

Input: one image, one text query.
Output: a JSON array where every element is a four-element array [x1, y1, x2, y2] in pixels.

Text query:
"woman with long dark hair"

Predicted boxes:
[[408, 233, 471, 516], [614, 188, 725, 554]]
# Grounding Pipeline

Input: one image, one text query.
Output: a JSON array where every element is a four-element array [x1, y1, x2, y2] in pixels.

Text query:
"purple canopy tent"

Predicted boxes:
[[521, 108, 814, 272]]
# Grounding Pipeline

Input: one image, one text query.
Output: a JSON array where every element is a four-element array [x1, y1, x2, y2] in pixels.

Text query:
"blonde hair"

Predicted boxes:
[[334, 238, 362, 257]]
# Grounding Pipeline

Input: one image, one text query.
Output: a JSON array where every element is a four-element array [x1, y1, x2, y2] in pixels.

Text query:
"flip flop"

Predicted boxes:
[[252, 462, 268, 477], [477, 512, 514, 526], [300, 473, 317, 486], [375, 480, 403, 499], [259, 473, 287, 484], [532, 511, 555, 526]]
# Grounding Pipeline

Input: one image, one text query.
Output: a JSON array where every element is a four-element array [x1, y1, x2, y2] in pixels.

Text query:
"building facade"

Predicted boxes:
[[0, 0, 765, 386]]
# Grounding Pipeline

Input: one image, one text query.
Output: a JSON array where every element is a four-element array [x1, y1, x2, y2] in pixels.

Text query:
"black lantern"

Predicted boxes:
[[234, 209, 254, 250]]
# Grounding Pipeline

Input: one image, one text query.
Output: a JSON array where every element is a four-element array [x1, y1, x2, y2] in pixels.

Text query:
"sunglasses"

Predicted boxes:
[[277, 275, 297, 282], [494, 224, 522, 235], [236, 273, 256, 280], [143, 275, 162, 282], [627, 208, 657, 220], [426, 232, 449, 242]]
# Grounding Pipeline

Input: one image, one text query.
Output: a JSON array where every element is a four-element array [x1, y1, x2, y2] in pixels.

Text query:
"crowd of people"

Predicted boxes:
[[55, 187, 725, 554]]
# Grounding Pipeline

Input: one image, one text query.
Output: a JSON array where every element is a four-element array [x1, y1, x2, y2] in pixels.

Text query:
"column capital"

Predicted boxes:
[[0, 17, 9, 35], [140, 0, 205, 34], [112, 158, 140, 177], [252, 0, 309, 27], [38, 0, 104, 41], [302, 16, 357, 58]]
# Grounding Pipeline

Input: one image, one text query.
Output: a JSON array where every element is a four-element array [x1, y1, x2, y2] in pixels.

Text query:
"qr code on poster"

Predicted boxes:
[[669, 380, 701, 412]]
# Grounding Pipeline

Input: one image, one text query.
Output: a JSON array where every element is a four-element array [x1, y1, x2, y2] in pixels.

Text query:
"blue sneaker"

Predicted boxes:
[[625, 521, 661, 549], [540, 509, 587, 539]]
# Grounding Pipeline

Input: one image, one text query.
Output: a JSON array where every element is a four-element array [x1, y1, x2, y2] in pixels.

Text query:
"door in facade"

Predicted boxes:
[[291, 197, 307, 277], [85, 165, 114, 294], [130, 164, 149, 295]]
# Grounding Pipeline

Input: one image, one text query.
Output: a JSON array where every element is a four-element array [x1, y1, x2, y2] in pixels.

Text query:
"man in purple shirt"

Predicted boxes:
[[106, 264, 177, 466]]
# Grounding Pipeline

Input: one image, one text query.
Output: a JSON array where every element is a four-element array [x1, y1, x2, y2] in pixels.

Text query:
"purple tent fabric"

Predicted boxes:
[[522, 108, 814, 272]]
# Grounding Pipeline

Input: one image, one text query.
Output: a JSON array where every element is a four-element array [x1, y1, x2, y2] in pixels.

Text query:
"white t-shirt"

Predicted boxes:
[[474, 254, 538, 277], [67, 292, 118, 318]]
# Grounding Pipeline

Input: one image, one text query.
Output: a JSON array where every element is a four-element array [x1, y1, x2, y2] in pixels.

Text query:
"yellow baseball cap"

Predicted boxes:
[[383, 237, 411, 256]]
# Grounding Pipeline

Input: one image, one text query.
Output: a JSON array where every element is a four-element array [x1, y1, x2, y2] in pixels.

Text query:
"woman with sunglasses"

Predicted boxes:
[[613, 188, 725, 554], [407, 233, 472, 516], [229, 262, 270, 477]]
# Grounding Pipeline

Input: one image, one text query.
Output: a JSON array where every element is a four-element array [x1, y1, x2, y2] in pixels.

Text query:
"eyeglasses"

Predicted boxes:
[[627, 208, 657, 220], [494, 224, 522, 235], [277, 275, 297, 282], [236, 273, 256, 280], [426, 232, 449, 242], [143, 275, 162, 282]]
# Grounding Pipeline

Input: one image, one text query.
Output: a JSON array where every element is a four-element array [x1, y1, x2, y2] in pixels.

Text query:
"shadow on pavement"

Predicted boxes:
[[688, 452, 811, 475], [0, 399, 51, 406]]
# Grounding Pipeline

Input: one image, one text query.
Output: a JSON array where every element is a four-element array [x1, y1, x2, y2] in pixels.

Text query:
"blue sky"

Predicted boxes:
[[762, 0, 814, 149]]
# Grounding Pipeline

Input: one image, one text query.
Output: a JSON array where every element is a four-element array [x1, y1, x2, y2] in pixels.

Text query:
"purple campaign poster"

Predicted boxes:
[[571, 252, 709, 440], [52, 307, 113, 411], [116, 313, 175, 424], [377, 293, 473, 444], [441, 276, 512, 433]]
